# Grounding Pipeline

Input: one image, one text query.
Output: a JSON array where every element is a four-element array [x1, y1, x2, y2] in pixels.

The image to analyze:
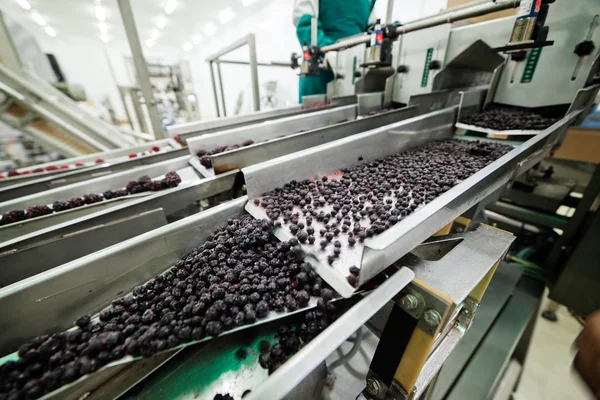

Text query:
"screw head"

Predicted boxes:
[[424, 309, 442, 327], [366, 377, 381, 395], [399, 294, 418, 311]]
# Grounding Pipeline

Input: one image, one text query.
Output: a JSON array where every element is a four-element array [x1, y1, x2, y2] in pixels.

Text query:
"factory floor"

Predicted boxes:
[[322, 290, 592, 400]]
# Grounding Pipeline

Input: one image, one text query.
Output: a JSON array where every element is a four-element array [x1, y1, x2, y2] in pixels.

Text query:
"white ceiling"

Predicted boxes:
[[1, 0, 270, 53]]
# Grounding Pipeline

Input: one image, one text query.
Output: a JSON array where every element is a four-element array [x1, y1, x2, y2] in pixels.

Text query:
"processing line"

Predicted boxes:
[[0, 1, 599, 399], [0, 139, 181, 190]]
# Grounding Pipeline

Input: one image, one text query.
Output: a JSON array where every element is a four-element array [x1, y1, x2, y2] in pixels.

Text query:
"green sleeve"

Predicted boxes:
[[296, 14, 336, 47]]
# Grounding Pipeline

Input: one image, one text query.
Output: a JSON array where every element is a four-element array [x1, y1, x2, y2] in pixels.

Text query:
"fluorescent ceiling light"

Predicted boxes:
[[203, 22, 217, 36], [95, 5, 106, 22], [183, 42, 193, 52], [44, 26, 57, 37], [146, 39, 155, 48], [151, 28, 160, 40], [15, 0, 31, 11], [98, 22, 108, 34], [31, 11, 46, 26], [100, 33, 109, 43], [164, 0, 176, 15], [219, 7, 235, 24], [156, 16, 167, 29], [242, 0, 259, 6], [192, 34, 203, 45]]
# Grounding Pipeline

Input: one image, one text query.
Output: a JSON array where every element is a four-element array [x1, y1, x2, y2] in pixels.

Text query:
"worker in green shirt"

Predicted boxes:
[[293, 0, 376, 102]]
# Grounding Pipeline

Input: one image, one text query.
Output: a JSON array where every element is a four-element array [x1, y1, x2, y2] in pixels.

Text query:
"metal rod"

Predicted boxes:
[[310, 0, 319, 46], [208, 62, 221, 117], [205, 34, 252, 62], [320, 0, 520, 53], [248, 33, 261, 112], [385, 0, 394, 24], [116, 0, 165, 138], [214, 60, 292, 68], [215, 60, 227, 117]]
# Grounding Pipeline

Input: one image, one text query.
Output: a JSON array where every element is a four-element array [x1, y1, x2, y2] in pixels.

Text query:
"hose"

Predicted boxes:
[[328, 327, 364, 372]]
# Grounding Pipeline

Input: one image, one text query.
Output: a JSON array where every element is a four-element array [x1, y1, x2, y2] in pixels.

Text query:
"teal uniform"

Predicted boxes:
[[296, 0, 375, 102]]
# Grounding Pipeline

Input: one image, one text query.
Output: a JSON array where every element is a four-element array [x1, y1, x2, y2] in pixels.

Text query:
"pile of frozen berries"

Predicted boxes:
[[255, 139, 513, 284], [0, 171, 181, 226], [197, 140, 255, 169], [0, 216, 335, 399], [460, 106, 559, 131]]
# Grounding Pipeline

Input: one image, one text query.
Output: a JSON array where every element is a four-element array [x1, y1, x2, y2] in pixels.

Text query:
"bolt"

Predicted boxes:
[[424, 309, 442, 327], [399, 294, 419, 311], [366, 377, 381, 396]]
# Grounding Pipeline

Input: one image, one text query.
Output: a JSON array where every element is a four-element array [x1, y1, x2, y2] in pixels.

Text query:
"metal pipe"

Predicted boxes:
[[215, 60, 292, 67], [205, 35, 252, 62], [328, 327, 364, 372], [208, 62, 221, 117], [320, 0, 520, 53], [116, 0, 165, 138], [310, 0, 319, 46], [385, 0, 394, 25], [216, 60, 227, 117], [248, 33, 261, 112]]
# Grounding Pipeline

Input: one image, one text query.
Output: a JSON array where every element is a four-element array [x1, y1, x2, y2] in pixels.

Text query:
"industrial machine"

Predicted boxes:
[[0, 1, 599, 400]]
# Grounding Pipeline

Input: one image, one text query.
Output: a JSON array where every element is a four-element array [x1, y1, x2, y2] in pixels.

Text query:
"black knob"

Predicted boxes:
[[429, 60, 441, 70], [354, 71, 362, 78], [397, 65, 408, 73], [574, 40, 595, 57]]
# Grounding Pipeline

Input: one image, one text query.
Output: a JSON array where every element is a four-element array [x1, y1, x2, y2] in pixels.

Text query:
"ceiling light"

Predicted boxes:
[[164, 0, 176, 15], [31, 11, 46, 26], [151, 29, 160, 40], [45, 26, 57, 37], [98, 22, 108, 34], [203, 22, 217, 36], [100, 33, 109, 43], [242, 0, 259, 6], [15, 0, 31, 11], [146, 39, 155, 48], [219, 7, 235, 24], [183, 42, 193, 52], [95, 4, 106, 22], [156, 16, 167, 29], [192, 34, 203, 45]]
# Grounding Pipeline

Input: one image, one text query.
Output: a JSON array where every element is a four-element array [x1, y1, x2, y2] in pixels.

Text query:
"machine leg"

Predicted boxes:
[[541, 300, 560, 322]]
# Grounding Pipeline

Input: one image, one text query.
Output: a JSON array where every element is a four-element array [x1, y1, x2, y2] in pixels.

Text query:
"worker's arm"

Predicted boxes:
[[293, 0, 336, 47]]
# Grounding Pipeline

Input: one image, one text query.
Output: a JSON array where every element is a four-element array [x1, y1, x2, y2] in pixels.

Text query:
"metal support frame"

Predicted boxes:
[[117, 0, 165, 139], [206, 34, 262, 117]]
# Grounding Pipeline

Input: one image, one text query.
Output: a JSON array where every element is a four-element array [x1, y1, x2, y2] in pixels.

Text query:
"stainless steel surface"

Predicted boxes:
[[187, 105, 357, 176], [0, 171, 237, 285], [0, 208, 167, 288], [211, 107, 419, 175], [357, 92, 384, 116], [243, 108, 577, 297], [245, 268, 415, 400], [0, 197, 246, 355], [385, 0, 394, 24], [0, 146, 187, 201], [302, 94, 326, 109], [0, 156, 196, 214], [320, 1, 520, 53], [117, 0, 165, 138], [209, 61, 221, 117]]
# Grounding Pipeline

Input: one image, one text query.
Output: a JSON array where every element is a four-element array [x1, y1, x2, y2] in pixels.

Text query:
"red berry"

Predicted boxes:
[[128, 153, 137, 158], [33, 168, 44, 173], [22, 171, 31, 175], [75, 162, 85, 167], [0, 174, 4, 179], [7, 170, 19, 177], [95, 158, 105, 164], [45, 165, 58, 171], [151, 146, 160, 152], [60, 165, 69, 169]]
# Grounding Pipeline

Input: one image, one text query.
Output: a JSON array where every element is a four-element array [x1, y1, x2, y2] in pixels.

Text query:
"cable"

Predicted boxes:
[[328, 327, 363, 372]]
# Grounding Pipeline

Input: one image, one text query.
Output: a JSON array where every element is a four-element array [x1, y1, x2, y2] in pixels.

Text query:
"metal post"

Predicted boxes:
[[215, 60, 227, 117], [385, 0, 394, 24], [208, 61, 221, 117], [248, 33, 261, 112], [310, 0, 319, 46], [117, 0, 165, 138]]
